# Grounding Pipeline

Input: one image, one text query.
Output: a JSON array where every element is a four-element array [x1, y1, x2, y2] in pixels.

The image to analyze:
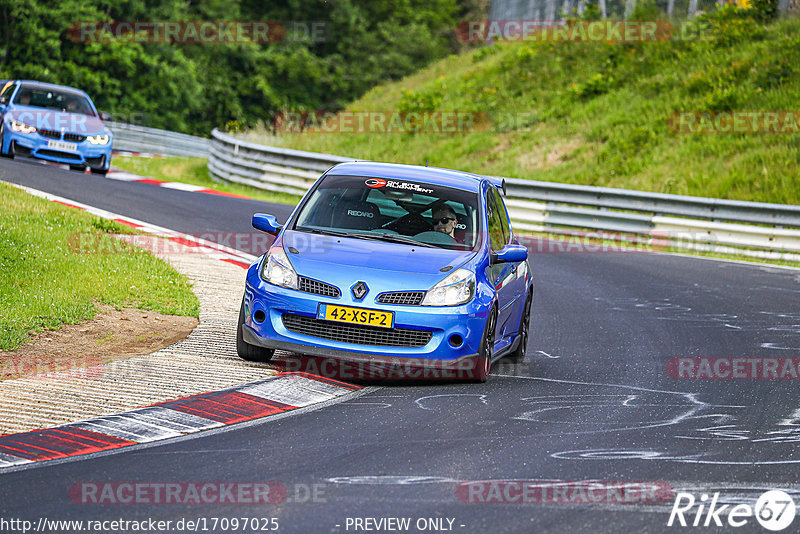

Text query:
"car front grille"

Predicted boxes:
[[298, 276, 341, 298], [38, 129, 60, 139], [282, 313, 432, 348], [37, 149, 81, 160], [64, 133, 86, 142], [376, 291, 425, 306]]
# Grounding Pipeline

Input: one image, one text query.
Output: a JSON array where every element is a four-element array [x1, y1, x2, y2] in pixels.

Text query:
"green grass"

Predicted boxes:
[[112, 156, 302, 205], [248, 11, 800, 205], [0, 183, 199, 351]]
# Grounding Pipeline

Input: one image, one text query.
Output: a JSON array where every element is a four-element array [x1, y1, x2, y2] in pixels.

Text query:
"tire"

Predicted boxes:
[[473, 308, 497, 382], [0, 123, 14, 159], [90, 167, 108, 175], [69, 164, 85, 172], [506, 291, 532, 363], [236, 298, 275, 363]]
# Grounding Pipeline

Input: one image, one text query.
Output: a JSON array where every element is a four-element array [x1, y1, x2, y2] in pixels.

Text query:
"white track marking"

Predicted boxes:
[[414, 394, 489, 411], [239, 376, 352, 408]]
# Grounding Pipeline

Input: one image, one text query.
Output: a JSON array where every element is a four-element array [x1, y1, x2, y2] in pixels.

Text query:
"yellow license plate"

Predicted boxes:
[[317, 304, 394, 329]]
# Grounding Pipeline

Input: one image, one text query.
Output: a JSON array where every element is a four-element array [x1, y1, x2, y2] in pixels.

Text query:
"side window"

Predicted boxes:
[[486, 189, 505, 251], [491, 187, 511, 243]]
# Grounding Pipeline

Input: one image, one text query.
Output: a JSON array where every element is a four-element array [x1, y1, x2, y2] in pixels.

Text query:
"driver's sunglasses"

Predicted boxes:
[[436, 216, 456, 225]]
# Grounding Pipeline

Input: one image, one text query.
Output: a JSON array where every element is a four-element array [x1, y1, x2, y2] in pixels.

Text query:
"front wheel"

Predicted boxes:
[[69, 164, 85, 172], [236, 298, 275, 363], [91, 167, 108, 175], [506, 291, 532, 363], [473, 308, 497, 382]]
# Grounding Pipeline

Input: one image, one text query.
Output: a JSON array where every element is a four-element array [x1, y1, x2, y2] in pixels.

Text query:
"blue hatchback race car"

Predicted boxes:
[[237, 162, 533, 381], [0, 80, 112, 174]]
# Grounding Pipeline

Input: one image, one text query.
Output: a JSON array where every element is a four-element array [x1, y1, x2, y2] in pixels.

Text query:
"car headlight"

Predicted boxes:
[[87, 134, 110, 145], [421, 268, 475, 306], [260, 246, 298, 289], [10, 120, 36, 134]]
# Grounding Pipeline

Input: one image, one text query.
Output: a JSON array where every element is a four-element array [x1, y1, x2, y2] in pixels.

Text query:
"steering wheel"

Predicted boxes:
[[382, 212, 431, 235], [412, 231, 458, 245]]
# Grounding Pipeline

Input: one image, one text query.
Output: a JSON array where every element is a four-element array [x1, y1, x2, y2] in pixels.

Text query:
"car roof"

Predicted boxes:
[[326, 161, 489, 193], [11, 80, 90, 97]]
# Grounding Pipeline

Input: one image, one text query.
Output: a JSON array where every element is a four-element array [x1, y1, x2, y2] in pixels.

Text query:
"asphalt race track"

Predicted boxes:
[[2, 158, 800, 533]]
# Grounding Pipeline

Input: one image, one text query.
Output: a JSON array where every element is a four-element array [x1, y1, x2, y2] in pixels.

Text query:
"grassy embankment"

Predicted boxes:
[[245, 10, 800, 205], [0, 183, 199, 351]]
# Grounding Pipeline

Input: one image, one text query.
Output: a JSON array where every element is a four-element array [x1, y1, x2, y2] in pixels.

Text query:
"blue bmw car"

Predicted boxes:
[[238, 162, 533, 381], [0, 80, 112, 174]]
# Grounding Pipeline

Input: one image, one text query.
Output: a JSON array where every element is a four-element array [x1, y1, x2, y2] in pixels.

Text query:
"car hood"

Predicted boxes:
[[7, 106, 106, 135], [280, 230, 477, 293]]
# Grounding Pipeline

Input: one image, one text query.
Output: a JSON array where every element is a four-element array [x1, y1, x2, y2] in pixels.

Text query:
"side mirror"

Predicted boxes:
[[490, 244, 528, 265], [99, 111, 113, 121], [252, 213, 282, 236]]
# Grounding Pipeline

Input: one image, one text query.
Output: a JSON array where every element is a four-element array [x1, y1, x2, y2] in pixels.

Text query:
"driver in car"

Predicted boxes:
[[432, 205, 457, 239]]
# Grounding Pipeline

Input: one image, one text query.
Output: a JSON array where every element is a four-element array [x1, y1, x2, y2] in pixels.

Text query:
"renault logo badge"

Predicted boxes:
[[351, 281, 368, 300]]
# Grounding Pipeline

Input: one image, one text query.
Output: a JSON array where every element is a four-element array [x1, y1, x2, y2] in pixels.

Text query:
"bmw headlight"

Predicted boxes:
[[260, 246, 298, 289], [87, 134, 110, 145], [10, 120, 36, 134], [421, 268, 475, 306]]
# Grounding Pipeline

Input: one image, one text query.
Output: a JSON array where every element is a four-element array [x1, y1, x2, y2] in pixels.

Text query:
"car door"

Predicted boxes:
[[492, 186, 527, 334], [485, 186, 517, 346]]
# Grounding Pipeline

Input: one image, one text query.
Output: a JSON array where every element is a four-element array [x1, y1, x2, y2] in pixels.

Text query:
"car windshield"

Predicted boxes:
[[293, 174, 481, 250], [12, 86, 96, 116]]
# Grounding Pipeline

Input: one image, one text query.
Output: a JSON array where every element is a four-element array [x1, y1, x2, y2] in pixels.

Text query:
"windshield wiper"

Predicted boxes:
[[347, 233, 438, 248], [296, 228, 350, 238], [296, 228, 438, 248]]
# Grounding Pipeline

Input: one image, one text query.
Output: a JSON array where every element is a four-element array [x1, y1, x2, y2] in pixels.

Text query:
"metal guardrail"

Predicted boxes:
[[108, 122, 209, 158], [207, 129, 351, 195], [207, 127, 800, 258]]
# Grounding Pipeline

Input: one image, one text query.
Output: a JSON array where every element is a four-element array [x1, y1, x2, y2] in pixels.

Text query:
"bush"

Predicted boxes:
[[750, 0, 779, 21], [629, 0, 663, 21], [569, 72, 615, 99]]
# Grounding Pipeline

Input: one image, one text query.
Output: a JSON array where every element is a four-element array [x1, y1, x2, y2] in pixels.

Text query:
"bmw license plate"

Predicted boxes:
[[318, 304, 393, 329], [47, 139, 78, 152]]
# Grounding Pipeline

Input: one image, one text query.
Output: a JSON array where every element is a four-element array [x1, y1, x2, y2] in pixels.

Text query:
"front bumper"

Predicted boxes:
[[5, 130, 111, 168], [243, 264, 492, 366]]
